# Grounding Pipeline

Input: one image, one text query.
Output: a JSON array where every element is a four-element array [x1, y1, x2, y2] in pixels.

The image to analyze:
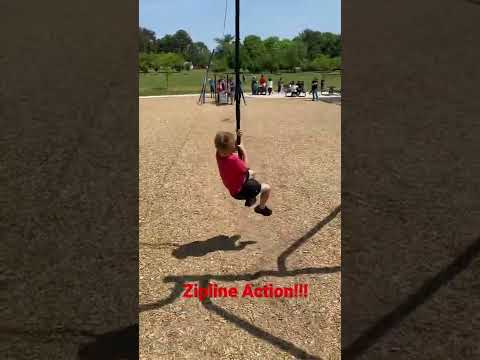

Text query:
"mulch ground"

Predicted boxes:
[[139, 96, 341, 359]]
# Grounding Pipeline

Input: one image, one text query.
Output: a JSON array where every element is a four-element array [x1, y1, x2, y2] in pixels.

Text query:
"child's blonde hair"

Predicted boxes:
[[214, 131, 235, 153]]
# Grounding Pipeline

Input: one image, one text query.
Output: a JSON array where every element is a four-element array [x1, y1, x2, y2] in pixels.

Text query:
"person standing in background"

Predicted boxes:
[[311, 79, 319, 101], [229, 79, 235, 104], [267, 78, 273, 95], [251, 76, 258, 95], [277, 77, 283, 93], [259, 74, 267, 94], [209, 78, 215, 98]]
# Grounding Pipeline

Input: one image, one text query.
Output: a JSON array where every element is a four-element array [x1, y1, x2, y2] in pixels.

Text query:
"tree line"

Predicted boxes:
[[139, 27, 341, 73]]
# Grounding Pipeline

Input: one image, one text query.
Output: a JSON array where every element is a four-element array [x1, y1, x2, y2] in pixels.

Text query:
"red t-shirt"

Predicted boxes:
[[216, 152, 247, 196]]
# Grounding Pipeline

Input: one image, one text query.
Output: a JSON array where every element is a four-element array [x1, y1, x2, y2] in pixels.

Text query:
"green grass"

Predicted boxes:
[[139, 70, 206, 96], [139, 69, 341, 96]]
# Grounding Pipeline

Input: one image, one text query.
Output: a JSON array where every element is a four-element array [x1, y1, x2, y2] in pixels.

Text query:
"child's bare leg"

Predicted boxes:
[[258, 183, 271, 208], [254, 183, 272, 216]]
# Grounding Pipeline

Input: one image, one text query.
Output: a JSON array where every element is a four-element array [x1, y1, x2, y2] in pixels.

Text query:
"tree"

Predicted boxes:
[[276, 39, 292, 70], [262, 55, 279, 73], [157, 34, 175, 53], [212, 56, 228, 73], [139, 27, 157, 53], [138, 26, 340, 75], [311, 54, 331, 71], [296, 29, 341, 59], [262, 36, 281, 73], [329, 56, 341, 70], [243, 35, 265, 72], [171, 29, 193, 57], [213, 34, 234, 71], [187, 42, 210, 67], [214, 34, 234, 57], [280, 40, 307, 71], [263, 36, 280, 51], [296, 29, 321, 60], [319, 32, 341, 58]]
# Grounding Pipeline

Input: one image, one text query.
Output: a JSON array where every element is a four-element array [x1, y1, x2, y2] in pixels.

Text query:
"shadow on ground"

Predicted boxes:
[[342, 234, 480, 359], [303, 98, 341, 105], [77, 324, 139, 360], [76, 206, 341, 359], [172, 234, 256, 259], [138, 205, 342, 359]]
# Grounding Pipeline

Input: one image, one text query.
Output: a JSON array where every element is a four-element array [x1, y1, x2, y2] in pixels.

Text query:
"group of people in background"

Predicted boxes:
[[251, 75, 325, 101], [251, 74, 274, 95], [208, 77, 244, 104], [209, 74, 327, 102]]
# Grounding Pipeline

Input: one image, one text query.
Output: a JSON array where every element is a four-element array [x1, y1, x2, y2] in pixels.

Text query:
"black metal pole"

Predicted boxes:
[[198, 49, 215, 104], [235, 0, 241, 145]]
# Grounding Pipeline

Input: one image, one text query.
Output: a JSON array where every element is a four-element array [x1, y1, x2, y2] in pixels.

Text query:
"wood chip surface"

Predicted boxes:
[[140, 96, 341, 359]]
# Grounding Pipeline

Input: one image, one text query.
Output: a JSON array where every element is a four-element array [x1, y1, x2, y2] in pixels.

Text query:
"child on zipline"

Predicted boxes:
[[215, 130, 272, 216]]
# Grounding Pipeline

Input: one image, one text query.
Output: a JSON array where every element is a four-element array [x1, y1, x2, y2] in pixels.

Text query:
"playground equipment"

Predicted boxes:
[[198, 0, 246, 109], [216, 76, 230, 105], [198, 0, 245, 137], [198, 50, 216, 105], [224, 72, 246, 105]]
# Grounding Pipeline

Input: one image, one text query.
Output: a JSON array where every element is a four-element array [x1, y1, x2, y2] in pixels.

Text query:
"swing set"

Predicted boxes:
[[198, 68, 246, 107]]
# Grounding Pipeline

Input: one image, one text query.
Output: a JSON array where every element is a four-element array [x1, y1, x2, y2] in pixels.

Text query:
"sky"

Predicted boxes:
[[139, 0, 341, 50]]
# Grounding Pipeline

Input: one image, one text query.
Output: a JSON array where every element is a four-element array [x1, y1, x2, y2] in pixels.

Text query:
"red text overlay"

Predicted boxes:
[[182, 282, 309, 302]]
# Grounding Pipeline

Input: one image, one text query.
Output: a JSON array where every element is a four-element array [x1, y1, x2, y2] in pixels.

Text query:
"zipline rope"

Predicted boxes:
[[222, 0, 228, 38], [198, 0, 229, 105]]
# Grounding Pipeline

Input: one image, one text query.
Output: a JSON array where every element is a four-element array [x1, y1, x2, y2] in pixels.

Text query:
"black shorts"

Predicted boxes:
[[233, 173, 261, 200]]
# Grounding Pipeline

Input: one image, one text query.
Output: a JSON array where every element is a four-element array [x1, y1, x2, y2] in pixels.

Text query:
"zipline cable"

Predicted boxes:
[[198, 0, 229, 105], [222, 0, 228, 38]]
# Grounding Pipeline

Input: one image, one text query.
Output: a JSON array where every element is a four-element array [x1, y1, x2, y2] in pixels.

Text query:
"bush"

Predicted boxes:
[[329, 56, 341, 71], [308, 54, 342, 72], [212, 57, 228, 73], [139, 52, 155, 72], [151, 52, 185, 72]]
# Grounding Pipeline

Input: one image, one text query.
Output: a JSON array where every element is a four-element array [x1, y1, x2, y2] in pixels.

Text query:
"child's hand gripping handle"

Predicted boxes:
[[236, 129, 243, 146], [235, 130, 248, 164]]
